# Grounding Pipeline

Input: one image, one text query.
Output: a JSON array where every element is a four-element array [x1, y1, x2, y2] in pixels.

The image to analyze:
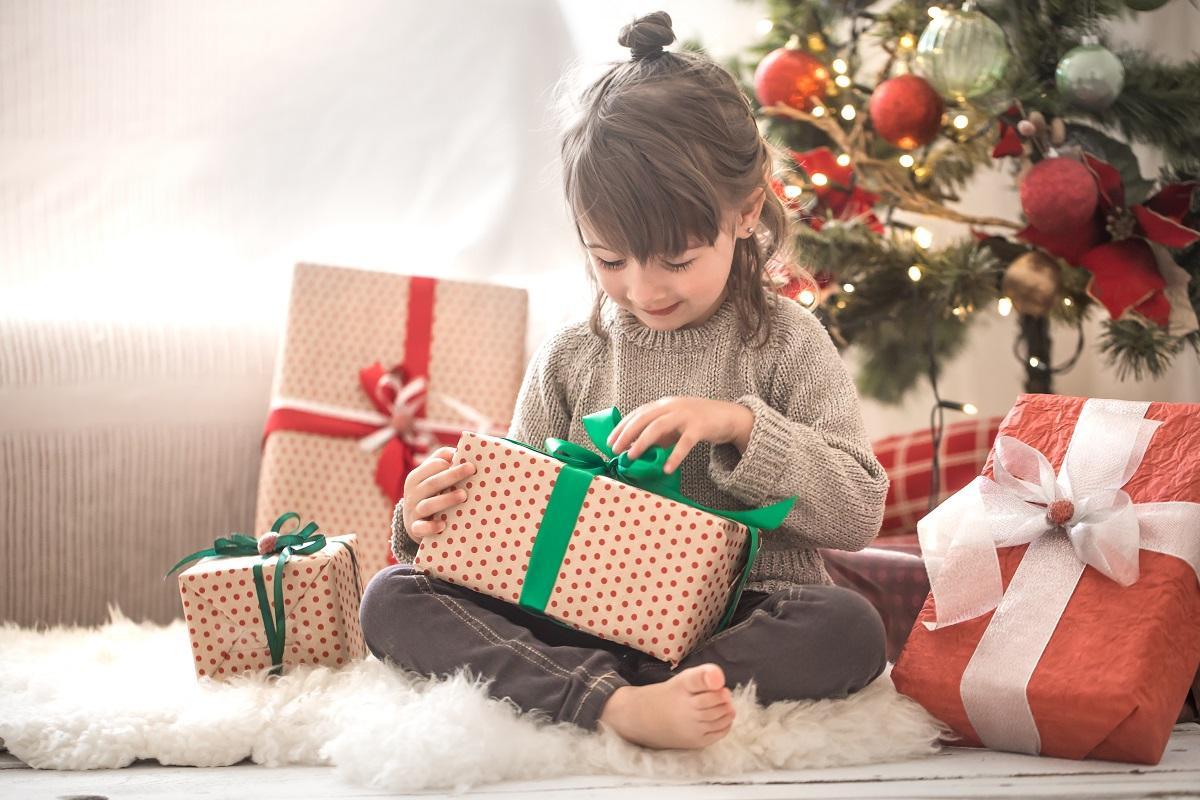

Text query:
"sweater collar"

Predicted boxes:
[[605, 295, 739, 352]]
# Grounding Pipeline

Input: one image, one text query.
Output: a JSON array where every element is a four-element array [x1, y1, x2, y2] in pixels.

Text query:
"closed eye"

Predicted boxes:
[[596, 258, 625, 270]]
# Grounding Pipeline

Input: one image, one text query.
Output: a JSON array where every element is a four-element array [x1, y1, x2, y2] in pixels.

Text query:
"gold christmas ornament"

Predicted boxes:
[[1002, 251, 1063, 317]]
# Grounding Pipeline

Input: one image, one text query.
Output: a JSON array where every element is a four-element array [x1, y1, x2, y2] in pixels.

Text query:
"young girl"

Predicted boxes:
[[360, 11, 889, 751]]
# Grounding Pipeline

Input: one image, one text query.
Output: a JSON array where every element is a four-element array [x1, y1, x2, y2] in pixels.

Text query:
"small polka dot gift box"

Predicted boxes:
[[255, 263, 528, 583], [412, 408, 796, 666], [166, 513, 367, 681]]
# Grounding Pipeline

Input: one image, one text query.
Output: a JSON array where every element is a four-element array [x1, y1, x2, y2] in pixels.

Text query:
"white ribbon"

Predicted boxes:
[[916, 398, 1200, 755]]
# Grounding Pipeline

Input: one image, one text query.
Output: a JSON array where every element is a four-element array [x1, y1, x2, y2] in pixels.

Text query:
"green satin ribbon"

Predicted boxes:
[[165, 512, 360, 676], [508, 407, 796, 635]]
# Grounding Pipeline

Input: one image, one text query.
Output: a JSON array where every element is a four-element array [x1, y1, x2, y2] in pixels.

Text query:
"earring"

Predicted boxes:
[[745, 226, 754, 236]]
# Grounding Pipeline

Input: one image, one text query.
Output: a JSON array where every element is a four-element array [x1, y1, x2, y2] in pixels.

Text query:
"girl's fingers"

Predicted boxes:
[[663, 432, 697, 474], [409, 517, 447, 541], [611, 404, 668, 454], [418, 460, 475, 495], [406, 448, 456, 485], [411, 488, 469, 521], [626, 414, 679, 461]]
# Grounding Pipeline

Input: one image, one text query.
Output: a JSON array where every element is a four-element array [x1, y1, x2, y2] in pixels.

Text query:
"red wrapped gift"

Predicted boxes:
[[892, 394, 1200, 765]]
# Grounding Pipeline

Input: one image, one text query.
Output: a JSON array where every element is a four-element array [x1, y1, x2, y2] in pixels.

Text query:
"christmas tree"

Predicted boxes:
[[728, 0, 1200, 404]]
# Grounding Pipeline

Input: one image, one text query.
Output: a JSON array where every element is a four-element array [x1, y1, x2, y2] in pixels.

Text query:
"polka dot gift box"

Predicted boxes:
[[255, 263, 528, 583], [412, 408, 796, 666], [166, 513, 367, 681]]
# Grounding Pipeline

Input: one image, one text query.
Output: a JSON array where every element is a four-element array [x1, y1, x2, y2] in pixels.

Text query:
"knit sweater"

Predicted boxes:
[[391, 291, 889, 591]]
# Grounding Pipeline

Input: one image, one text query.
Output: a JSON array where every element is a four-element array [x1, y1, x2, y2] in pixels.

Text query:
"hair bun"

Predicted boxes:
[[618, 11, 675, 61]]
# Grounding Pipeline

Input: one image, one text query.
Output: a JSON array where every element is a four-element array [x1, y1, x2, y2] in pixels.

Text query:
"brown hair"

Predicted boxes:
[[559, 11, 791, 348]]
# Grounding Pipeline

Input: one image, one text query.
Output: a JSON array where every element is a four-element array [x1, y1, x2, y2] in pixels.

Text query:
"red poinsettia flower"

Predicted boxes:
[[776, 147, 884, 234], [1017, 154, 1199, 326]]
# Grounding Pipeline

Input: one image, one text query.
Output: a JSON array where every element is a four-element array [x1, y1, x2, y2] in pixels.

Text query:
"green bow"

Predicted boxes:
[[506, 407, 797, 637], [165, 512, 359, 676]]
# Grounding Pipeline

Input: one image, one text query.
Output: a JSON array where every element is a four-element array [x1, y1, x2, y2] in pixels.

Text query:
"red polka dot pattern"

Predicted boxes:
[[412, 434, 752, 666], [253, 263, 529, 582], [176, 534, 368, 681]]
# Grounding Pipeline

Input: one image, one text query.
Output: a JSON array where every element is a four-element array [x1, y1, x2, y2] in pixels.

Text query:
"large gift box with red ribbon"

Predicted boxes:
[[411, 408, 795, 666], [892, 394, 1200, 765], [256, 263, 528, 580], [166, 513, 367, 681]]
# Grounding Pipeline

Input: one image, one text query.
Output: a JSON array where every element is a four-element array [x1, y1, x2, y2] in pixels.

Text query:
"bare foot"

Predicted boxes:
[[598, 663, 736, 749]]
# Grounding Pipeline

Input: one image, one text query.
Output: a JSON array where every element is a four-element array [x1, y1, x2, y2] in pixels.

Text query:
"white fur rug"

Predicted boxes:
[[0, 607, 947, 792]]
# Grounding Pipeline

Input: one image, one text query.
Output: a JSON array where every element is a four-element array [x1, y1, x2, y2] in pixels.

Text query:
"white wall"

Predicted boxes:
[[2, 0, 1196, 442]]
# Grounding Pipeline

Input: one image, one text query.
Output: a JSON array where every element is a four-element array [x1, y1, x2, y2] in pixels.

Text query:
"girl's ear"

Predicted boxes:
[[737, 187, 767, 238]]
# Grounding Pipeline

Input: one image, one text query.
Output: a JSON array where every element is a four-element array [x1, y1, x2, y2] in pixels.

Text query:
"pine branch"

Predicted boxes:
[[1099, 318, 1192, 380]]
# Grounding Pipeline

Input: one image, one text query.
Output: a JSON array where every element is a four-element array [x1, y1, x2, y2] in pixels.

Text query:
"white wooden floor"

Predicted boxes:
[[3, 726, 1197, 799]]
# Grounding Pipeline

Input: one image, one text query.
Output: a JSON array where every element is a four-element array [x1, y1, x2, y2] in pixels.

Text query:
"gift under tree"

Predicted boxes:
[[892, 393, 1200, 765]]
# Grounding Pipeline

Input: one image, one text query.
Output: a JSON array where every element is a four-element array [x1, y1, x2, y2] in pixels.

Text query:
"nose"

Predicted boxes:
[[625, 263, 671, 307]]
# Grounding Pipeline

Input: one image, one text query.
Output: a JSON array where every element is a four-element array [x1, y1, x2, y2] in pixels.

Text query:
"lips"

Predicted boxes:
[[643, 302, 681, 316]]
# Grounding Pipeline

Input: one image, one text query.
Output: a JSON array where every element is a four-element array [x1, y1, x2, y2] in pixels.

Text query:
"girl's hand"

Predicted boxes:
[[401, 446, 476, 541], [606, 397, 754, 475]]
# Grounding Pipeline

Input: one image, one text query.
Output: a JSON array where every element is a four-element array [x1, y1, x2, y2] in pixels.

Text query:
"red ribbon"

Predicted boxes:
[[262, 276, 452, 506]]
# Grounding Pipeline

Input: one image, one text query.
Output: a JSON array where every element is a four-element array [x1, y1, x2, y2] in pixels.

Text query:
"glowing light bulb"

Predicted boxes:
[[756, 18, 774, 35], [899, 33, 916, 49], [835, 75, 852, 88], [812, 105, 826, 117], [953, 114, 970, 129], [836, 153, 851, 167], [1029, 357, 1041, 368], [798, 289, 817, 307], [913, 227, 934, 249], [832, 58, 848, 74], [898, 154, 915, 168], [908, 265, 923, 282], [811, 172, 829, 186], [842, 282, 855, 293], [841, 104, 856, 121], [962, 403, 978, 416], [783, 184, 803, 199], [998, 297, 1013, 317], [1063, 297, 1074, 307]]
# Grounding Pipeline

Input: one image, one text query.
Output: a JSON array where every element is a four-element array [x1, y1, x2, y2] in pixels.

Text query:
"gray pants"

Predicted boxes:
[[359, 564, 888, 731]]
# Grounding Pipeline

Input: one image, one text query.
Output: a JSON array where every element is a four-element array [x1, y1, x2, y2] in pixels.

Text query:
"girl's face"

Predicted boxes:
[[581, 218, 744, 331]]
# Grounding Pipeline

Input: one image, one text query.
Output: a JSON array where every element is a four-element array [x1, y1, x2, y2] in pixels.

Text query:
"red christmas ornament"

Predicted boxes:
[[787, 147, 884, 233], [754, 44, 830, 112], [1019, 157, 1099, 233], [868, 74, 944, 150]]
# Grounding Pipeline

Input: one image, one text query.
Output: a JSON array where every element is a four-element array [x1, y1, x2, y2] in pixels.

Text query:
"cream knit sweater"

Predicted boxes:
[[392, 291, 889, 591]]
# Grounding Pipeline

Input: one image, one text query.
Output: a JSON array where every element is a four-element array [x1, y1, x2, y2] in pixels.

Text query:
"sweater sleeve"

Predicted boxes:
[[707, 305, 888, 552], [390, 328, 577, 564]]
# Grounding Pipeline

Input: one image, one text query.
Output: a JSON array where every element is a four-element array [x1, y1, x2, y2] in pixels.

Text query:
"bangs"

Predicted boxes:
[[564, 127, 724, 261]]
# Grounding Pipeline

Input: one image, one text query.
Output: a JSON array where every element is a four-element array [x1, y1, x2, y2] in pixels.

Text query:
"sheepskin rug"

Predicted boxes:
[[0, 606, 947, 792]]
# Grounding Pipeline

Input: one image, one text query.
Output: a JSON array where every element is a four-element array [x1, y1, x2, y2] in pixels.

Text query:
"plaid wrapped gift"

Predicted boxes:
[[873, 416, 1001, 538]]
